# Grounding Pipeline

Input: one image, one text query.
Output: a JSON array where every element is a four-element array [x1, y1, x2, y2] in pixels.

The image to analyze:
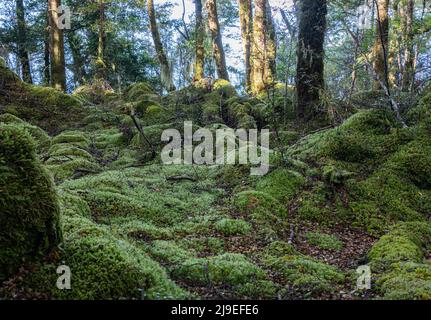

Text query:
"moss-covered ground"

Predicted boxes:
[[1, 67, 431, 300]]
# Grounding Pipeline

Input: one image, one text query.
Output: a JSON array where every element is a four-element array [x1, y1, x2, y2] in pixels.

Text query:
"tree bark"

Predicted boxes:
[[96, 0, 107, 80], [251, 0, 270, 95], [266, 1, 277, 80], [48, 0, 66, 91], [16, 0, 32, 83], [206, 0, 229, 81], [401, 0, 415, 91], [194, 0, 205, 81], [296, 0, 327, 119], [44, 8, 50, 86], [372, 0, 390, 90], [238, 0, 252, 91], [148, 0, 175, 91]]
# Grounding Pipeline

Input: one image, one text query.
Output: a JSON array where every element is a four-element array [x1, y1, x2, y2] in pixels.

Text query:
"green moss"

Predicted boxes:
[[212, 79, 237, 98], [149, 240, 195, 264], [255, 168, 305, 202], [235, 280, 278, 299], [377, 262, 431, 300], [125, 82, 155, 102], [0, 113, 51, 153], [47, 159, 101, 181], [0, 124, 62, 281], [58, 190, 92, 218], [233, 191, 288, 237], [263, 254, 344, 296], [172, 253, 266, 286], [178, 237, 225, 256], [215, 218, 252, 236], [368, 222, 431, 269], [111, 217, 174, 241], [43, 215, 187, 299], [51, 131, 89, 146], [306, 232, 343, 251], [61, 165, 224, 226]]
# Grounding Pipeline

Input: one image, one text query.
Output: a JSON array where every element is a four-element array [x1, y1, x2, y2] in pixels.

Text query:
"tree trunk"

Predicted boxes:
[[401, 0, 415, 91], [372, 0, 390, 90], [67, 33, 87, 86], [44, 8, 50, 86], [238, 0, 252, 92], [96, 0, 107, 80], [206, 0, 229, 81], [194, 0, 205, 81], [16, 0, 32, 83], [48, 0, 66, 91], [266, 1, 277, 80], [251, 0, 270, 95], [296, 0, 327, 119], [147, 0, 176, 91]]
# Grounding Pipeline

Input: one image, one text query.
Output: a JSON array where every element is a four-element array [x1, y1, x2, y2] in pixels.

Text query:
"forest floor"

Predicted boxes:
[[1, 67, 431, 300]]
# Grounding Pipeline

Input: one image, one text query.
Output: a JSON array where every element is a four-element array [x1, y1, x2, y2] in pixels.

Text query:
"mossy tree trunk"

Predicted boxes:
[[401, 0, 415, 91], [372, 0, 390, 90], [238, 0, 253, 92], [96, 0, 107, 80], [147, 0, 176, 92], [16, 0, 32, 84], [206, 0, 229, 81], [251, 0, 270, 95], [194, 0, 205, 81], [265, 1, 277, 80], [296, 0, 327, 119], [48, 0, 66, 91]]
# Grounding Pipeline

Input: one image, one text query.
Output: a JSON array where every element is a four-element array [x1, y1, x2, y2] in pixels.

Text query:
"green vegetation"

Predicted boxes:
[[306, 232, 343, 251], [1, 64, 431, 300], [0, 125, 62, 281]]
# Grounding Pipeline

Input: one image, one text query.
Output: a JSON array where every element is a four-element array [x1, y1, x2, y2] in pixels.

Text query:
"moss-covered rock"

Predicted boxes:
[[255, 168, 305, 202], [0, 125, 62, 281], [215, 218, 252, 236], [172, 253, 266, 286], [368, 222, 431, 269], [0, 65, 86, 134], [262, 254, 344, 297]]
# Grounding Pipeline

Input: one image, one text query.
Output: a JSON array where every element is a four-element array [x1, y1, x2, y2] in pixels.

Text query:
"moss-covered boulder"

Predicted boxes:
[[0, 125, 62, 281]]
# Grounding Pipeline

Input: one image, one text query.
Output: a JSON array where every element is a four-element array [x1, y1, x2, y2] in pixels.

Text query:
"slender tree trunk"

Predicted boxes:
[[67, 33, 87, 86], [401, 0, 415, 91], [96, 0, 106, 80], [48, 0, 66, 91], [266, 1, 277, 80], [194, 0, 205, 81], [16, 0, 32, 83], [147, 0, 175, 91], [206, 0, 229, 81], [388, 0, 400, 88], [44, 8, 51, 86], [251, 0, 269, 95], [296, 0, 327, 119], [238, 0, 252, 92], [372, 0, 390, 90]]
